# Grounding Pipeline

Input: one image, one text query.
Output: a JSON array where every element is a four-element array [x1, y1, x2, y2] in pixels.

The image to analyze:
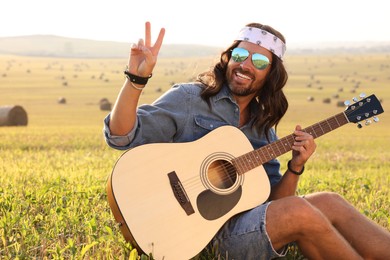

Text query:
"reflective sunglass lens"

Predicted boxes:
[[231, 48, 249, 62], [252, 53, 270, 70]]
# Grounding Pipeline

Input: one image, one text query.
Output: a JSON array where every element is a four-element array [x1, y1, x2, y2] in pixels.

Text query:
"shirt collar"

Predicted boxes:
[[213, 84, 236, 103], [213, 84, 260, 112]]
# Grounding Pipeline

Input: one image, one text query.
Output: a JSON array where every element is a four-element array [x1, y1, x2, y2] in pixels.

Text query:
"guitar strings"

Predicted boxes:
[[181, 98, 371, 196]]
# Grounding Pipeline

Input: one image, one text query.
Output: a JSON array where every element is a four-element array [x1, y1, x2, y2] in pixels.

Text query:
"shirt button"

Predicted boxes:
[[210, 124, 214, 128]]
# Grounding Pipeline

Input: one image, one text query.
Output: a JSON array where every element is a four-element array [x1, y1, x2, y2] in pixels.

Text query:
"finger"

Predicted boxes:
[[295, 138, 309, 145], [293, 142, 307, 152], [145, 21, 151, 47], [130, 39, 145, 53], [291, 145, 306, 156], [151, 28, 165, 55], [294, 134, 313, 142], [293, 125, 306, 138], [130, 42, 137, 50]]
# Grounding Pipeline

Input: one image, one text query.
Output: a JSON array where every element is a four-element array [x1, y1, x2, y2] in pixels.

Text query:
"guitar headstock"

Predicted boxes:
[[344, 93, 384, 128]]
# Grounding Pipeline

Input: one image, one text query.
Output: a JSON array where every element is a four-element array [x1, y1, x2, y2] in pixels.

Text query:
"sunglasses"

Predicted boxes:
[[231, 47, 271, 70]]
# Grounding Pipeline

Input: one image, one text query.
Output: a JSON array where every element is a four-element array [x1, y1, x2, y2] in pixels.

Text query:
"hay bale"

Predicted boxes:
[[99, 98, 109, 105], [337, 101, 346, 107], [100, 101, 112, 111], [307, 96, 315, 102], [58, 97, 67, 104], [0, 105, 28, 126]]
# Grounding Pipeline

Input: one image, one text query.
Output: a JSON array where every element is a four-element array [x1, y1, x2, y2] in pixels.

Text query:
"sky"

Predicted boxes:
[[1, 0, 389, 48]]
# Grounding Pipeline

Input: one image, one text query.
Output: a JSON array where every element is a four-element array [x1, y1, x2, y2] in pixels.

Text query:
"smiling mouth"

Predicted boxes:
[[235, 71, 253, 81]]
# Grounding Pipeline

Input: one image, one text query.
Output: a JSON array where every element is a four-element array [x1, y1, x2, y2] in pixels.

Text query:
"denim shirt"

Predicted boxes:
[[103, 82, 282, 186]]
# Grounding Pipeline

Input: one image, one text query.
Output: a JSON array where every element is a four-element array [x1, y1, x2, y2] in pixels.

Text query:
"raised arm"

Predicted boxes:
[[109, 21, 165, 136]]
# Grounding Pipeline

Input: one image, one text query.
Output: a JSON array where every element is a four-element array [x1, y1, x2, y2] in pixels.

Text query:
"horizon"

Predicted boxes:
[[1, 34, 389, 51]]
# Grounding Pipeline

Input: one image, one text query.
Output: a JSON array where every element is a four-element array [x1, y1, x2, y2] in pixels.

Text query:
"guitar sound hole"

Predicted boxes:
[[207, 160, 237, 189]]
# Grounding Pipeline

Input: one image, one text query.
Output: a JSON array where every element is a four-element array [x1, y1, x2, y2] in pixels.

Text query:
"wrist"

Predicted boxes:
[[124, 70, 152, 85], [125, 79, 145, 91], [287, 160, 305, 175]]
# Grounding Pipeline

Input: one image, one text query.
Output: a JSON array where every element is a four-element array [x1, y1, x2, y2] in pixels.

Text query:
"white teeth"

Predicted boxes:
[[236, 72, 251, 80]]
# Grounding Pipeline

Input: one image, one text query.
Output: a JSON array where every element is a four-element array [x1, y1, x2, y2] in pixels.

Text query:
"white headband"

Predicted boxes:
[[236, 26, 286, 60]]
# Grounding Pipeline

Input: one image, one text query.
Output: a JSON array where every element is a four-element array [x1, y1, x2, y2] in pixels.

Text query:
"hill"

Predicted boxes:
[[0, 35, 389, 58], [0, 35, 223, 58]]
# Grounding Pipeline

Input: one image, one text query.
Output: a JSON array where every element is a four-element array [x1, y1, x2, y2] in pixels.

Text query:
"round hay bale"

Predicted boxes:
[[99, 98, 109, 105], [307, 96, 315, 102], [0, 105, 28, 126], [58, 97, 67, 104], [100, 101, 112, 111], [337, 101, 346, 107]]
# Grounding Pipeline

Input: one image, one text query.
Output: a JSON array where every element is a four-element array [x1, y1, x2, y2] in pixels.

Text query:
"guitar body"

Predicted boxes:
[[107, 125, 271, 259]]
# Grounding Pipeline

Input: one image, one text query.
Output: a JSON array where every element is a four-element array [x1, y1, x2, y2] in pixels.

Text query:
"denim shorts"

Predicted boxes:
[[209, 201, 287, 259]]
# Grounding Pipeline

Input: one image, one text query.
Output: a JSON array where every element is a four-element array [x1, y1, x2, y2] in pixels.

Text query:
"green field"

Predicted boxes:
[[1, 52, 389, 259]]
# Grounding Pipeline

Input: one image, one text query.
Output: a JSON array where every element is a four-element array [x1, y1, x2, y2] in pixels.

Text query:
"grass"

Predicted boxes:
[[0, 52, 389, 259]]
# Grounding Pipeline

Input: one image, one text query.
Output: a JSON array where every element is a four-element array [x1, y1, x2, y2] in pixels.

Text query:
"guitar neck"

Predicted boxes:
[[233, 112, 349, 174]]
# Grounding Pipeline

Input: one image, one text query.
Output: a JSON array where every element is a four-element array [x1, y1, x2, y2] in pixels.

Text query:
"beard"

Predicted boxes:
[[227, 68, 260, 97], [229, 82, 257, 96]]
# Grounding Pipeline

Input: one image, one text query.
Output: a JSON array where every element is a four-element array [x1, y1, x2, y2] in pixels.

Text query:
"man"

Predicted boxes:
[[104, 22, 390, 259]]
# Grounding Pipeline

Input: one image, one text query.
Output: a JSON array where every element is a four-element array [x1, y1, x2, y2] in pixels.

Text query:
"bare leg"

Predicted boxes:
[[266, 196, 362, 260], [305, 192, 390, 260]]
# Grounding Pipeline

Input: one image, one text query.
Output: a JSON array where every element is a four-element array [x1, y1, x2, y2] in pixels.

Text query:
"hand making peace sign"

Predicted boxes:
[[127, 21, 165, 78]]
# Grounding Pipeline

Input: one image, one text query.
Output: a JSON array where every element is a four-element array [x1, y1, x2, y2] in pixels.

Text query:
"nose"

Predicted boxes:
[[240, 57, 252, 70]]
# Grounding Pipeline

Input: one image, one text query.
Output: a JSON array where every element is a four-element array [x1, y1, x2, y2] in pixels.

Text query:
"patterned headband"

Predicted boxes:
[[235, 27, 286, 60]]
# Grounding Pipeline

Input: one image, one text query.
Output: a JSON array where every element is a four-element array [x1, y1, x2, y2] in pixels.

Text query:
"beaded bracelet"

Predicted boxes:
[[287, 160, 305, 175], [129, 81, 145, 91]]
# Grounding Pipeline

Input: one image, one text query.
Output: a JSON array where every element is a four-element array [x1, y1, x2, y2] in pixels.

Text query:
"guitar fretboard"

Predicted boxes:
[[233, 112, 349, 174]]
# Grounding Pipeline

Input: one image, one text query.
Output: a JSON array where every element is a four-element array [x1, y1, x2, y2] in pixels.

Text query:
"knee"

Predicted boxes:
[[285, 196, 324, 222], [306, 192, 349, 210], [315, 191, 345, 202], [286, 197, 334, 234]]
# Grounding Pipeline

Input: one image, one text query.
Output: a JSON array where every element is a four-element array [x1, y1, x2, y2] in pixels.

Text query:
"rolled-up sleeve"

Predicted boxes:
[[103, 114, 138, 150], [102, 84, 194, 151]]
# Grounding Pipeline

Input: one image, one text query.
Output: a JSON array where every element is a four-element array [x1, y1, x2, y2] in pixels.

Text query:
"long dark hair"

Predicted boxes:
[[197, 23, 289, 140]]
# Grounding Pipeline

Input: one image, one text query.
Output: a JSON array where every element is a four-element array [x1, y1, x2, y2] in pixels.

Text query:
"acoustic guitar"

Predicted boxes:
[[107, 94, 383, 259]]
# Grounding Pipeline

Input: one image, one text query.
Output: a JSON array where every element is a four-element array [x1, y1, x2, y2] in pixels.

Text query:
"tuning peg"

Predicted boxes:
[[344, 100, 351, 106], [365, 119, 372, 126], [373, 116, 379, 123], [359, 93, 366, 99], [357, 123, 363, 129], [352, 97, 359, 102]]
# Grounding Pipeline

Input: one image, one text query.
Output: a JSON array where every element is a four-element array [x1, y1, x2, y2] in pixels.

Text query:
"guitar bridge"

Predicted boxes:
[[168, 171, 195, 216]]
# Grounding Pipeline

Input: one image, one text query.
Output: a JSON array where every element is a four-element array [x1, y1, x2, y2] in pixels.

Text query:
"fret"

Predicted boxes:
[[266, 146, 275, 161], [235, 156, 247, 175], [334, 114, 342, 127], [241, 154, 250, 172], [316, 120, 326, 134], [278, 138, 289, 154], [274, 140, 283, 156], [324, 118, 333, 133], [281, 136, 292, 153], [305, 125, 317, 138]]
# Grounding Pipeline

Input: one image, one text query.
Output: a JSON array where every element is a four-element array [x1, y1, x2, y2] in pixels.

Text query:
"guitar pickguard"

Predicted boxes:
[[197, 187, 242, 220]]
